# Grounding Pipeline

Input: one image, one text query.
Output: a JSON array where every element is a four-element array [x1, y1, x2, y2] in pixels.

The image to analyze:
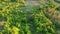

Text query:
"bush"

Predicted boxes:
[[0, 0, 56, 34]]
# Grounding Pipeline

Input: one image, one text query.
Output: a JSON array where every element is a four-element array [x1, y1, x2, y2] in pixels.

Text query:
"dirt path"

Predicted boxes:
[[20, 0, 40, 11]]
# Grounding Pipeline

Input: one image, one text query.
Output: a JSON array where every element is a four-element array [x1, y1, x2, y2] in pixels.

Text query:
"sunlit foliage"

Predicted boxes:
[[0, 0, 60, 34]]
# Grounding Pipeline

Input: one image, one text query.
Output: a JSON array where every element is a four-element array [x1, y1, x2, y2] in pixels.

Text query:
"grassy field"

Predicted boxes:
[[0, 0, 60, 34]]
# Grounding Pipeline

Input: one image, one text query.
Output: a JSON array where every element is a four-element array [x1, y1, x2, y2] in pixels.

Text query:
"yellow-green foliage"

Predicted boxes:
[[0, 0, 57, 34]]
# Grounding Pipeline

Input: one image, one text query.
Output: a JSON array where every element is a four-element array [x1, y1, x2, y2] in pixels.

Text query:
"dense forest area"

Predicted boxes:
[[0, 0, 60, 34]]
